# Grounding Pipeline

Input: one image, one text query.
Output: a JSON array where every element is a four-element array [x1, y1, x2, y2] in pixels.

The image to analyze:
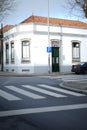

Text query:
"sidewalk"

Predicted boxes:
[[0, 71, 71, 77], [60, 80, 87, 94]]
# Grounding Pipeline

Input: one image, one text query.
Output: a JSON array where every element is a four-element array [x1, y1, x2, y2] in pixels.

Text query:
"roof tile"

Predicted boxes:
[[21, 15, 87, 28], [0, 25, 13, 34]]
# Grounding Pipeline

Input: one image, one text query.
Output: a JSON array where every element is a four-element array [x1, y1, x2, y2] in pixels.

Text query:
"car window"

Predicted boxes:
[[83, 63, 87, 66], [80, 62, 85, 65]]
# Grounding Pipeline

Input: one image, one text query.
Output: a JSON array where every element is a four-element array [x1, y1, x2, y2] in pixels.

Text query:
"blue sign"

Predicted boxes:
[[47, 47, 52, 53]]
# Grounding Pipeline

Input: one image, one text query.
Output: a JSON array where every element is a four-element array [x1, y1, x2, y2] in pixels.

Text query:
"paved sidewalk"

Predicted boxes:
[[60, 81, 87, 94], [0, 71, 71, 76]]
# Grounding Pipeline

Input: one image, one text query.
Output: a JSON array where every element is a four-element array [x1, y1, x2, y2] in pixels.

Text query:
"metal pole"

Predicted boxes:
[[48, 0, 50, 73], [1, 24, 3, 71]]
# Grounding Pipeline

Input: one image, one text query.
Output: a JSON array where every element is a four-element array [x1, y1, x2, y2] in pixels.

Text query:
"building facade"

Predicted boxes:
[[2, 15, 87, 73]]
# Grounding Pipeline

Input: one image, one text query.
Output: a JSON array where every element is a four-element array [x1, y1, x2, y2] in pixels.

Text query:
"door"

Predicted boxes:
[[52, 47, 59, 72]]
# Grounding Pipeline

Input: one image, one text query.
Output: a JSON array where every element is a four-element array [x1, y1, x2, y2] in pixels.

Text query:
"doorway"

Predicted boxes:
[[52, 47, 59, 72]]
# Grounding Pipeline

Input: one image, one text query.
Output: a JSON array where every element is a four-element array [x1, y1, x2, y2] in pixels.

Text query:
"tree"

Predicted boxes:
[[0, 0, 16, 70], [68, 0, 87, 18], [0, 0, 15, 21]]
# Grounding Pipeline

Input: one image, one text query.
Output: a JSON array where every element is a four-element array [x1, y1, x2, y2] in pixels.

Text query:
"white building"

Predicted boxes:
[[2, 15, 87, 73]]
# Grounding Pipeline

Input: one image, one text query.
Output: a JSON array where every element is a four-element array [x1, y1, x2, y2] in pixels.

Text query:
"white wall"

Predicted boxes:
[[3, 22, 87, 73]]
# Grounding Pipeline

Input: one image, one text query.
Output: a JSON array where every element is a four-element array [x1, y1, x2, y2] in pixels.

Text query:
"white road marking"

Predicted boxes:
[[4, 86, 45, 99], [0, 103, 87, 117], [38, 84, 85, 96], [0, 89, 21, 101], [22, 85, 66, 98]]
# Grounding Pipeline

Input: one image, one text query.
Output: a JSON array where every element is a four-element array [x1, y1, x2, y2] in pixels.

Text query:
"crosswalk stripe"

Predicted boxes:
[[4, 86, 45, 99], [0, 89, 21, 101], [22, 85, 66, 98], [37, 84, 85, 96]]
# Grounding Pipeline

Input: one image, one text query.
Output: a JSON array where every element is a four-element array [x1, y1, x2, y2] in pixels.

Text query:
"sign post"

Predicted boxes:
[[48, 0, 50, 73]]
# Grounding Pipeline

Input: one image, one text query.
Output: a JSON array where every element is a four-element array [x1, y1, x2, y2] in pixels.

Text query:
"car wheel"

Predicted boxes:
[[75, 72, 80, 74]]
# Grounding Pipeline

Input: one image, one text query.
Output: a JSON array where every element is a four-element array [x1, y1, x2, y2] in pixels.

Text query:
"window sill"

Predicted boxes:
[[11, 61, 15, 64], [21, 60, 31, 64], [72, 59, 80, 63]]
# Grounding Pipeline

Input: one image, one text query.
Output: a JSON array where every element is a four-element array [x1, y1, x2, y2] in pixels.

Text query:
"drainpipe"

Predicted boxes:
[[59, 24, 63, 72]]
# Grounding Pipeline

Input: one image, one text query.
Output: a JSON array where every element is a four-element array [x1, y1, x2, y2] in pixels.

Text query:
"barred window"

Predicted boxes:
[[21, 40, 30, 63], [72, 42, 80, 61], [11, 42, 14, 63], [6, 43, 9, 64]]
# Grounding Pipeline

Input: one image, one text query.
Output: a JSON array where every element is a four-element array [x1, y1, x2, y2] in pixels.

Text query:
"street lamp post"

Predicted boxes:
[[48, 0, 50, 73]]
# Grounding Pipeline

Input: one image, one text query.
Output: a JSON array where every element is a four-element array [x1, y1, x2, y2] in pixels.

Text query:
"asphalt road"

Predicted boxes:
[[0, 76, 87, 130]]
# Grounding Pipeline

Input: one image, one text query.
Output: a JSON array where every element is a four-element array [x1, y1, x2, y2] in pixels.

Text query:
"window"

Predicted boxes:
[[11, 42, 14, 63], [21, 40, 30, 62], [6, 43, 9, 64], [72, 42, 80, 61]]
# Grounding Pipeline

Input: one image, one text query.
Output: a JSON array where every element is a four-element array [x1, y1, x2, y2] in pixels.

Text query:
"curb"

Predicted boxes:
[[59, 82, 87, 94], [0, 72, 73, 77]]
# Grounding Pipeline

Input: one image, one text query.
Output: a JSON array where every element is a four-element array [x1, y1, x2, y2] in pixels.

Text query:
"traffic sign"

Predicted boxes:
[[47, 47, 52, 53]]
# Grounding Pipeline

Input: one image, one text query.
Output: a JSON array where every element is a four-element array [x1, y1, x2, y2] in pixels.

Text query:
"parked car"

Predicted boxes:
[[71, 62, 87, 74]]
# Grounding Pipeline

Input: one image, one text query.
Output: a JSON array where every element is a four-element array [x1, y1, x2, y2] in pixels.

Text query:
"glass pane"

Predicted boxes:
[[6, 44, 9, 63], [22, 41, 30, 60], [11, 43, 14, 60], [56, 57, 59, 63], [23, 45, 29, 58], [72, 42, 80, 59], [73, 48, 79, 58]]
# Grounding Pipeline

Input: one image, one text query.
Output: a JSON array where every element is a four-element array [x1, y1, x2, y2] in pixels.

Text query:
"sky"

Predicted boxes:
[[1, 0, 87, 26]]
